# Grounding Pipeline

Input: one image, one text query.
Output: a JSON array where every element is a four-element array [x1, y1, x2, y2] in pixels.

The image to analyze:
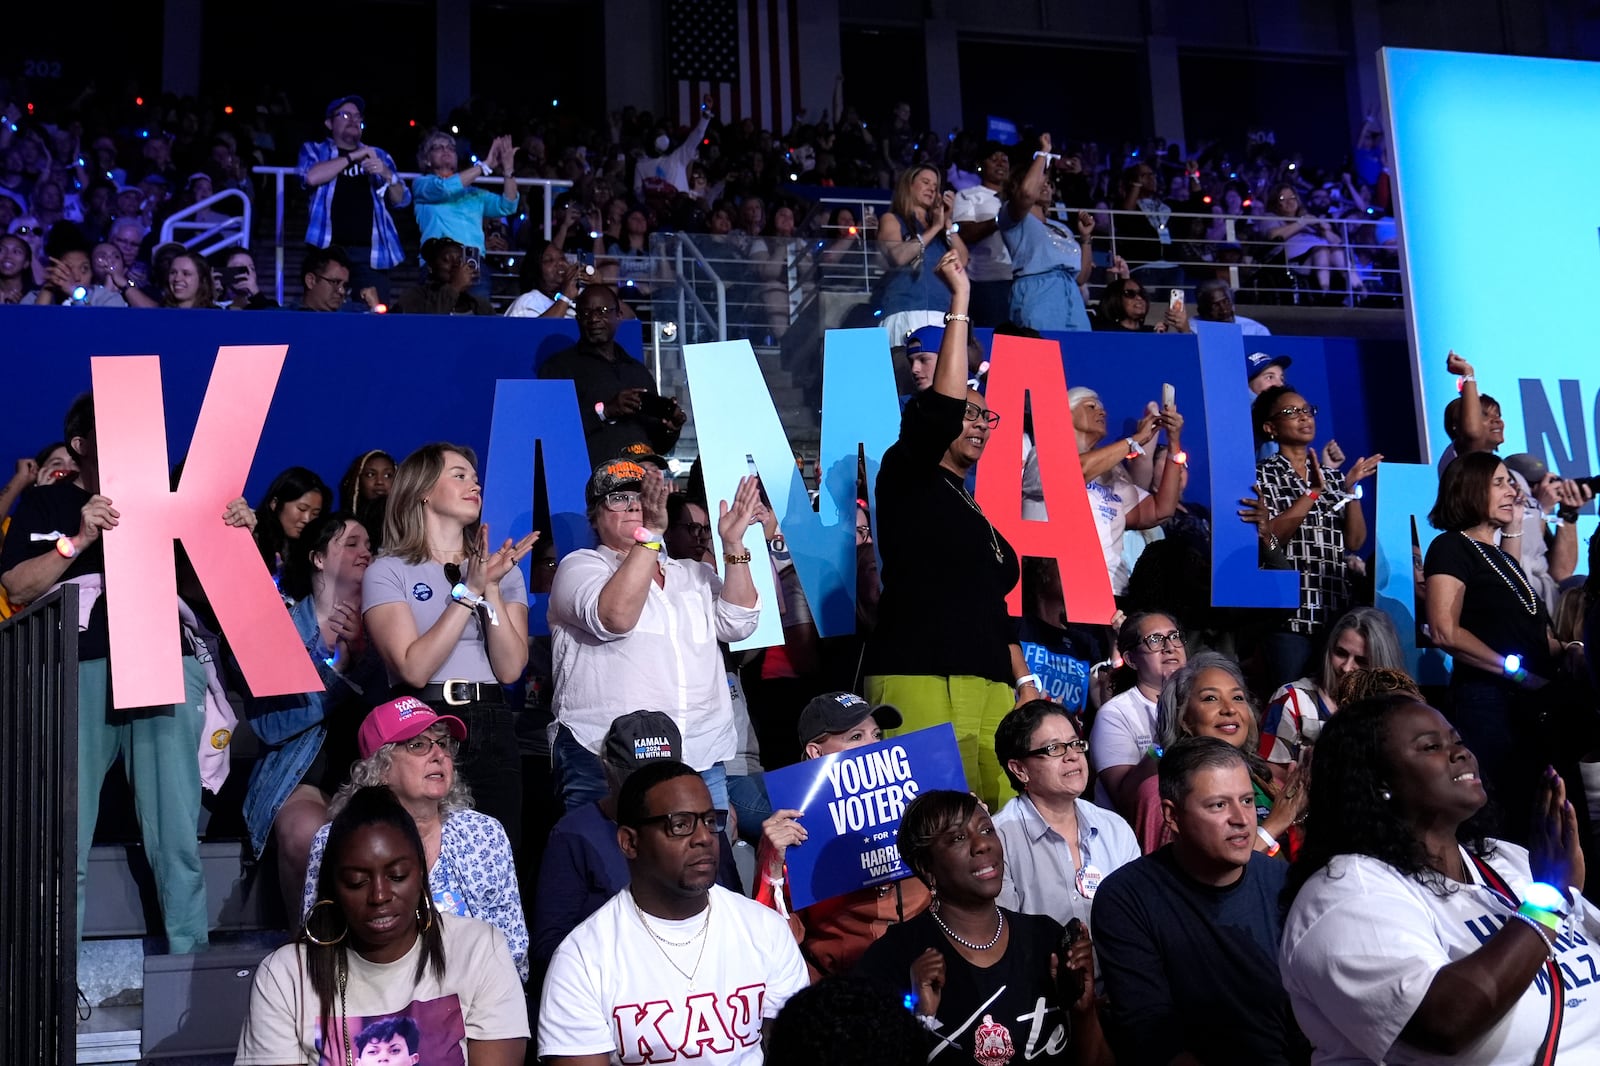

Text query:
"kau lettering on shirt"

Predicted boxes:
[[612, 984, 765, 1064], [764, 724, 967, 908]]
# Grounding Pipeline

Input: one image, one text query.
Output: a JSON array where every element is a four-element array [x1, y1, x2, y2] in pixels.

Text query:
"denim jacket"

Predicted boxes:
[[241, 597, 384, 856]]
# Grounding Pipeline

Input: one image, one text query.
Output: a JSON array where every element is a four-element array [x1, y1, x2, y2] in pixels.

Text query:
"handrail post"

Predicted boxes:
[[274, 170, 286, 305]]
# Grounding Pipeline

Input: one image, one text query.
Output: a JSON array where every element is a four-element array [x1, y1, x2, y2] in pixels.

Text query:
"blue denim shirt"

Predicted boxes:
[[241, 597, 384, 856], [878, 211, 953, 319]]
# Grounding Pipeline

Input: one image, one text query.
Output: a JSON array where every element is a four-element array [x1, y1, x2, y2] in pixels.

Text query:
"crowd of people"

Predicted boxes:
[[0, 80, 1396, 324], [6, 80, 1599, 1066]]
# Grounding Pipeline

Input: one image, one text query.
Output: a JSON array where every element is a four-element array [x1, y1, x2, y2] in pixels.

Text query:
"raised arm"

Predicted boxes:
[[931, 252, 971, 400]]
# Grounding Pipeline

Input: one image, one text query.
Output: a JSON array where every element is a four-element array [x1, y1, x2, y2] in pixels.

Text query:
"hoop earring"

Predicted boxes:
[[417, 904, 434, 933], [304, 899, 348, 946]]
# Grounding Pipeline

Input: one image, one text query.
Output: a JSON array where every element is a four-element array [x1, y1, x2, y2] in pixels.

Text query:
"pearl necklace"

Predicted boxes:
[[1459, 533, 1539, 616], [931, 900, 1005, 950]]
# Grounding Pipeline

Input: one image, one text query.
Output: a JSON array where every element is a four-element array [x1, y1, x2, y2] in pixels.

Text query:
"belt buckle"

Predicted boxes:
[[442, 680, 473, 707]]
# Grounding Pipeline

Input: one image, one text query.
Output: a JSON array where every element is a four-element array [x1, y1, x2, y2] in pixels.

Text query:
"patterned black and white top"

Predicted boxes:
[[1257, 453, 1350, 635]]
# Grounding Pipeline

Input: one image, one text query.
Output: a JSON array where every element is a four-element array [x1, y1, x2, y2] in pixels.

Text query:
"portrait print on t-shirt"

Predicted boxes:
[[318, 996, 464, 1066]]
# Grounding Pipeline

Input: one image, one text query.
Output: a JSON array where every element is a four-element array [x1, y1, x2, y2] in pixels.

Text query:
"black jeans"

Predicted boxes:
[[430, 697, 523, 854]]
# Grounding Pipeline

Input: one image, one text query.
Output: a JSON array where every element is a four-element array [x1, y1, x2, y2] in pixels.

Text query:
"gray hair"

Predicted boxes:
[[326, 729, 474, 819], [1321, 606, 1404, 692], [417, 131, 458, 172], [1156, 651, 1258, 753]]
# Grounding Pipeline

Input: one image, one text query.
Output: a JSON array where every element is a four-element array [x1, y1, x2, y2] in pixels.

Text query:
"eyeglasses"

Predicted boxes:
[[1025, 739, 1088, 759], [1273, 405, 1318, 420], [679, 522, 712, 537], [635, 809, 728, 837], [856, 525, 872, 539], [963, 401, 1000, 428], [578, 305, 618, 319], [602, 491, 642, 512], [1275, 193, 1299, 203], [312, 272, 349, 292], [1137, 630, 1185, 652], [333, 110, 364, 123], [1122, 288, 1147, 300], [401, 733, 459, 758]]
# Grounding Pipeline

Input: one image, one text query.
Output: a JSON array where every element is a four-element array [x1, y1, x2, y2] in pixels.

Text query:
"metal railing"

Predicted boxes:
[[159, 188, 252, 257], [0, 584, 80, 1066], [251, 166, 572, 304]]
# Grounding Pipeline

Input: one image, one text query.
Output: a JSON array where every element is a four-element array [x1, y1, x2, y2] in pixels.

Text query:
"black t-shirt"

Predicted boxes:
[[536, 342, 680, 467], [854, 908, 1072, 1064], [1424, 530, 1556, 684], [330, 158, 376, 248], [866, 390, 1020, 683], [1091, 848, 1310, 1066], [0, 481, 109, 659]]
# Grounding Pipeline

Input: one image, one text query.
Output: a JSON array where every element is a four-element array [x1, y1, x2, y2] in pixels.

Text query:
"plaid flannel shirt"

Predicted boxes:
[[296, 139, 410, 270]]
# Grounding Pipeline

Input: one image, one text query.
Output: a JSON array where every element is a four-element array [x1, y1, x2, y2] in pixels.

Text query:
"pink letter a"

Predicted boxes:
[[93, 347, 322, 708]]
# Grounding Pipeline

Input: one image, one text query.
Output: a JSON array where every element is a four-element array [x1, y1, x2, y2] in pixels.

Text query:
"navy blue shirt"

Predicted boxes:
[[1092, 847, 1310, 1065]]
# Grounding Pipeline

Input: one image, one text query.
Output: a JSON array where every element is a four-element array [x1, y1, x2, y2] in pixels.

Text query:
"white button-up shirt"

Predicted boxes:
[[548, 548, 760, 769]]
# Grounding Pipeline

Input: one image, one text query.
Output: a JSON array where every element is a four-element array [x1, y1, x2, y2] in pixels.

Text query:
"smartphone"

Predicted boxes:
[[1056, 918, 1087, 1006], [1169, 288, 1185, 311], [640, 393, 678, 421], [1162, 383, 1175, 410]]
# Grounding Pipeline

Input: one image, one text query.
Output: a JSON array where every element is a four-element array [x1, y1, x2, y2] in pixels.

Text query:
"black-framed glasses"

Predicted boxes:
[[312, 272, 349, 292], [856, 525, 872, 540], [578, 304, 619, 319], [963, 401, 1000, 428], [1122, 287, 1147, 300], [1137, 630, 1185, 652], [332, 110, 364, 124], [635, 809, 728, 837], [602, 491, 642, 512], [402, 733, 459, 758], [443, 562, 463, 585], [679, 522, 712, 537], [1274, 405, 1318, 420], [1025, 739, 1089, 759]]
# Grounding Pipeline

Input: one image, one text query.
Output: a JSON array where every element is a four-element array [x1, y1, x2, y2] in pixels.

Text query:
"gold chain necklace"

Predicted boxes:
[[337, 956, 352, 1065], [1459, 533, 1539, 616], [631, 890, 713, 990], [943, 480, 1004, 563]]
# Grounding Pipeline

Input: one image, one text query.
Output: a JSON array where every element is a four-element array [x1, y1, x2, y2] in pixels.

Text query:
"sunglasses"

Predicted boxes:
[[443, 562, 463, 586], [1274, 405, 1318, 420], [1122, 288, 1147, 300]]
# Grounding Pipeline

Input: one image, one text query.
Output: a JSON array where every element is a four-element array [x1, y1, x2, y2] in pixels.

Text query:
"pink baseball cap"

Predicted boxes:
[[357, 696, 467, 759]]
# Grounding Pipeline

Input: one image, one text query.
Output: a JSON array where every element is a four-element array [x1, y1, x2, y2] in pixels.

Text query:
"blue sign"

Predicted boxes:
[[986, 116, 1019, 145], [1020, 642, 1090, 711], [762, 724, 966, 909]]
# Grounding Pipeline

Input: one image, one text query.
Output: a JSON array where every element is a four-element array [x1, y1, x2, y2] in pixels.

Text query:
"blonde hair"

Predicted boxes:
[[890, 165, 939, 226], [382, 442, 481, 565]]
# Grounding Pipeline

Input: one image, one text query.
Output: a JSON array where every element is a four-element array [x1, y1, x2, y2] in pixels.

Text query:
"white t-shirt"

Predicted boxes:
[[362, 554, 528, 686], [236, 913, 528, 1066], [1089, 686, 1158, 808], [504, 289, 573, 318], [1086, 464, 1148, 595], [539, 884, 809, 1064], [951, 184, 1012, 282], [1282, 842, 1600, 1065]]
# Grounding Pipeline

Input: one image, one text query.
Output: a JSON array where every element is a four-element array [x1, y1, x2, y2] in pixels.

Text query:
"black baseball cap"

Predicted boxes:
[[587, 457, 648, 504], [619, 442, 671, 470], [602, 710, 683, 780], [797, 691, 902, 745]]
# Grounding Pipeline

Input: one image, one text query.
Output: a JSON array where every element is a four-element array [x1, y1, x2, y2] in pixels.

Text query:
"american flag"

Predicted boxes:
[[667, 0, 802, 134]]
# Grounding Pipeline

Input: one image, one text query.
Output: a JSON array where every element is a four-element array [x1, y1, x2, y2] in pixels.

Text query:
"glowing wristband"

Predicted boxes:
[[555, 291, 574, 305], [595, 401, 607, 420], [1456, 375, 1476, 391], [1523, 881, 1568, 915], [55, 536, 77, 559], [1145, 743, 1165, 760], [1255, 825, 1282, 857], [1518, 901, 1561, 930], [1171, 450, 1188, 466], [450, 583, 499, 627], [1015, 673, 1042, 691], [1503, 654, 1527, 682], [1126, 437, 1146, 460], [632, 526, 663, 551], [1033, 151, 1059, 165]]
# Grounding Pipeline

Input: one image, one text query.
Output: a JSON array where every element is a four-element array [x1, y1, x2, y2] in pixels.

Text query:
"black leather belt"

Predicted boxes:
[[406, 680, 501, 707]]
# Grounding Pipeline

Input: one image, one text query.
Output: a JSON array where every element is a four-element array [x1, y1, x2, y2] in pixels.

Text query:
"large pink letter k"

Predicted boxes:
[[93, 347, 321, 708]]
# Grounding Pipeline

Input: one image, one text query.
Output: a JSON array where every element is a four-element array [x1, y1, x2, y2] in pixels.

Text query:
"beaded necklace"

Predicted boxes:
[[1459, 532, 1539, 616]]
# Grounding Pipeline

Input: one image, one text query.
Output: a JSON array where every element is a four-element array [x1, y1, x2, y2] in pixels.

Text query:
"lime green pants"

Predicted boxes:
[[864, 674, 1014, 811]]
